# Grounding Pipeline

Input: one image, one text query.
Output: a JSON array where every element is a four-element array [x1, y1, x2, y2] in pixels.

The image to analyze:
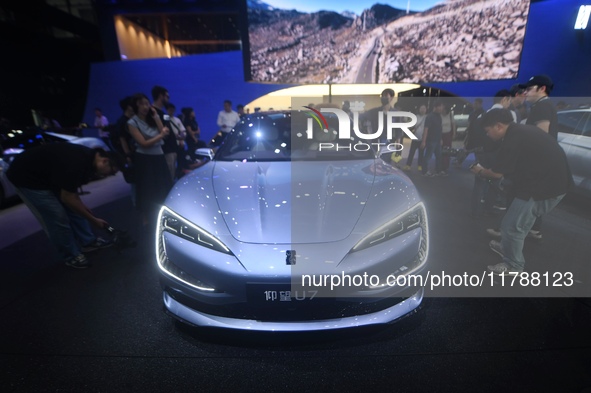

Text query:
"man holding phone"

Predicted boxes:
[[470, 109, 572, 275], [7, 144, 121, 268]]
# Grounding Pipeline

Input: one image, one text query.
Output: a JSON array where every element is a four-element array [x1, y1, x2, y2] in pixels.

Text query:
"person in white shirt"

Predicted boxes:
[[213, 100, 241, 146], [94, 108, 110, 148], [94, 107, 109, 129], [217, 100, 240, 133]]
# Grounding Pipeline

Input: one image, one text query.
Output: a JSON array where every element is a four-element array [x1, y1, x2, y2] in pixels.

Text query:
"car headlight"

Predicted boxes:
[[157, 206, 233, 255], [351, 202, 427, 254], [156, 206, 233, 292]]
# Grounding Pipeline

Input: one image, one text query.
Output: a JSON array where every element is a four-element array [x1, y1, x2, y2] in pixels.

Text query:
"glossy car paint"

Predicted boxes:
[[157, 112, 429, 331], [556, 109, 591, 196]]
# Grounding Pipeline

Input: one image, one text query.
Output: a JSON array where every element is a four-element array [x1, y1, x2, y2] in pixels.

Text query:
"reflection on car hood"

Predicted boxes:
[[212, 160, 376, 244]]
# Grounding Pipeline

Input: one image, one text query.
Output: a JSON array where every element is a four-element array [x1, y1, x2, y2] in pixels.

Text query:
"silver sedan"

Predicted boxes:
[[157, 111, 429, 331]]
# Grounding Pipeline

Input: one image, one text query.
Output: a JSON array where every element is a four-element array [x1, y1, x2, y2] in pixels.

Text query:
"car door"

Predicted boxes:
[[565, 112, 591, 192]]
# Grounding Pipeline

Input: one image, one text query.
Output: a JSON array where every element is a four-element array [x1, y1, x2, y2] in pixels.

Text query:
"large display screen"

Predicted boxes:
[[244, 0, 531, 84]]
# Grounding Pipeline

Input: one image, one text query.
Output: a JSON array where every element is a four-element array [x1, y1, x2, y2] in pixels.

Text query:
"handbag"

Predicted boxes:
[[122, 162, 135, 184]]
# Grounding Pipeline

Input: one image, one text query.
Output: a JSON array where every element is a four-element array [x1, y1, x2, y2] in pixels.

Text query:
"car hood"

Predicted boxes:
[[211, 160, 376, 244]]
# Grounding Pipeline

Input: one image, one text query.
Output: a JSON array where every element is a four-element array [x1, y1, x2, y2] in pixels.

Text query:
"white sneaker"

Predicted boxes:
[[487, 262, 523, 276], [489, 240, 504, 258], [487, 228, 501, 238], [527, 230, 542, 241], [65, 254, 91, 269]]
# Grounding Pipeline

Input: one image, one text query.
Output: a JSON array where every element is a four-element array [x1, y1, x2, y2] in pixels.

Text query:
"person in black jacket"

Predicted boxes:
[[7, 144, 121, 268], [471, 109, 572, 275]]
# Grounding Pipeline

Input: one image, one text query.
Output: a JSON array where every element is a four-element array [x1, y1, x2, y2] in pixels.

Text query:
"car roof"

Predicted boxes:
[[558, 108, 591, 114]]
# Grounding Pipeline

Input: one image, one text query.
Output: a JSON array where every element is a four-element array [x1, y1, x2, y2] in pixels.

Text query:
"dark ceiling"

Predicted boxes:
[[96, 0, 243, 55], [0, 0, 245, 126], [124, 12, 242, 54]]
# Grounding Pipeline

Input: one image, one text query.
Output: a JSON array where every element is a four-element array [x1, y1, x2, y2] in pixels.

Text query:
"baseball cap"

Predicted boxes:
[[509, 84, 525, 96], [518, 75, 554, 91]]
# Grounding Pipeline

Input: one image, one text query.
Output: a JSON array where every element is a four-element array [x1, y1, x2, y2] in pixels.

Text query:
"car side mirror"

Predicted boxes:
[[195, 148, 214, 160]]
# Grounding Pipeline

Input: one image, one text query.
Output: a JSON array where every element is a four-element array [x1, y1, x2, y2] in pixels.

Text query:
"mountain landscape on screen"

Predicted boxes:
[[246, 0, 530, 84]]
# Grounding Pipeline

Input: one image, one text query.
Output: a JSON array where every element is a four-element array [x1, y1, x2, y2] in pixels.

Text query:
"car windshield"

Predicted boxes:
[[216, 112, 377, 162]]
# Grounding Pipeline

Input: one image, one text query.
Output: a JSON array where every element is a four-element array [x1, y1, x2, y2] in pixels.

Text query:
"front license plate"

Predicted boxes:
[[246, 284, 319, 305]]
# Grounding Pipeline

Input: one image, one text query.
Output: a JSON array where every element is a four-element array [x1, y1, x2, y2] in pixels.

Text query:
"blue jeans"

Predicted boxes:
[[470, 176, 498, 215], [422, 140, 442, 174], [500, 195, 565, 271], [15, 187, 96, 261], [406, 140, 423, 167]]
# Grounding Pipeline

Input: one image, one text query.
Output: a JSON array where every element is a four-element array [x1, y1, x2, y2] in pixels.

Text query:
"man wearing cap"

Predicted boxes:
[[519, 74, 558, 241], [6, 144, 121, 268], [470, 109, 572, 275], [520, 74, 558, 139]]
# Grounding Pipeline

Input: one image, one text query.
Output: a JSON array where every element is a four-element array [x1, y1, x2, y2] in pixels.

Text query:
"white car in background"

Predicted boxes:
[[453, 113, 470, 139], [556, 109, 591, 197]]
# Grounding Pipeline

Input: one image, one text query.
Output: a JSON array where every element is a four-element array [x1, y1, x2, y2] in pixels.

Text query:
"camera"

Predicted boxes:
[[106, 226, 137, 251]]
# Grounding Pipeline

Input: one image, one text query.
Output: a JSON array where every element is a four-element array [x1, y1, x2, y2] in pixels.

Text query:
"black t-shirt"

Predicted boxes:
[[424, 113, 443, 142], [362, 105, 404, 141], [492, 123, 573, 200], [468, 108, 485, 125], [7, 143, 95, 193], [363, 106, 386, 139], [112, 114, 133, 155], [183, 118, 200, 149], [154, 107, 178, 154], [526, 97, 558, 139]]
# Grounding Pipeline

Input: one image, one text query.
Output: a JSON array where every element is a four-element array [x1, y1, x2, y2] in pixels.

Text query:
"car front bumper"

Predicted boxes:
[[163, 286, 424, 331]]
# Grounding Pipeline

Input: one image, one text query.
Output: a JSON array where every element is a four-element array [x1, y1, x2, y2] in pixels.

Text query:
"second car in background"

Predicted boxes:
[[556, 108, 591, 197]]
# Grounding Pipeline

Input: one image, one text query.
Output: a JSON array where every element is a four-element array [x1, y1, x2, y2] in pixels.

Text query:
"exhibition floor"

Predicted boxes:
[[1, 163, 590, 392]]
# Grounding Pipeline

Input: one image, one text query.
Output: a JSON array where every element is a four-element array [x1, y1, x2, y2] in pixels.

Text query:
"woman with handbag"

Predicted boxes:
[[127, 93, 172, 227]]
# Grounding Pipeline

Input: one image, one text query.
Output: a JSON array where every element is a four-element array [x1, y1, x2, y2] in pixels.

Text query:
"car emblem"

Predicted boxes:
[[286, 250, 296, 265]]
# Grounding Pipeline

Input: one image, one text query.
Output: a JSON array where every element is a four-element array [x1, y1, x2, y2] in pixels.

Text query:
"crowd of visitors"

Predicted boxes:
[[465, 74, 572, 275], [6, 84, 244, 269], [6, 75, 571, 275], [105, 86, 244, 227], [383, 74, 571, 276]]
